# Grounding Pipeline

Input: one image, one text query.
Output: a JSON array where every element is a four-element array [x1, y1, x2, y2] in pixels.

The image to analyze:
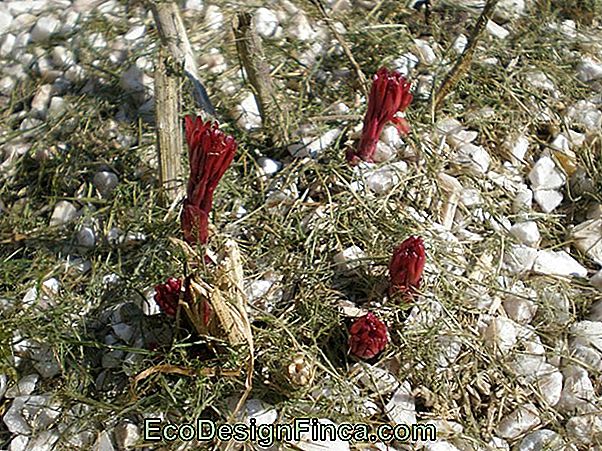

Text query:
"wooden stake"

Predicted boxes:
[[233, 12, 289, 144]]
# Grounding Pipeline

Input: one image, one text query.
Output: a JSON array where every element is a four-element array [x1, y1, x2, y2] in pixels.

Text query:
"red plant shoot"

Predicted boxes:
[[347, 67, 413, 164], [182, 115, 237, 245], [154, 277, 182, 317], [389, 236, 425, 298], [349, 312, 388, 359]]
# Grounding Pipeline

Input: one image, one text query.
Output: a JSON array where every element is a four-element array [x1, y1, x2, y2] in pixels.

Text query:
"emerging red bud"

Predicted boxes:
[[154, 277, 182, 317], [347, 67, 413, 164], [389, 236, 425, 297], [181, 115, 237, 245], [349, 312, 388, 359]]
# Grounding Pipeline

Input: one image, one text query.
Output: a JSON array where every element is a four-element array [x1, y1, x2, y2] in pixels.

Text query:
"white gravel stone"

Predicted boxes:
[[26, 429, 60, 451], [414, 38, 437, 65], [380, 124, 403, 148], [254, 7, 279, 39], [482, 317, 517, 354], [334, 246, 366, 272], [364, 162, 407, 194], [0, 374, 7, 399], [590, 270, 602, 291], [533, 189, 563, 213], [503, 292, 537, 325], [289, 128, 341, 158], [235, 92, 261, 131], [447, 129, 478, 148], [257, 157, 281, 177], [354, 363, 399, 395], [454, 143, 490, 174], [524, 70, 556, 93], [532, 249, 587, 278], [5, 374, 39, 398], [451, 34, 468, 54], [371, 141, 396, 163], [48, 96, 66, 118], [503, 244, 537, 274], [93, 171, 119, 197], [570, 321, 602, 353], [536, 367, 564, 407], [287, 13, 317, 42], [510, 221, 540, 247], [577, 57, 602, 82], [518, 429, 565, 451], [31, 15, 60, 42], [566, 413, 602, 446], [565, 100, 602, 133], [114, 421, 139, 450], [49, 200, 77, 226], [30, 84, 52, 119], [9, 435, 28, 451], [486, 20, 509, 39], [0, 8, 13, 34], [391, 52, 419, 77], [93, 430, 116, 451], [557, 365, 595, 413], [184, 0, 204, 11], [572, 218, 602, 265], [204, 5, 224, 31], [529, 156, 565, 190], [51, 46, 75, 68], [3, 394, 61, 434], [123, 24, 145, 41], [0, 33, 16, 57], [495, 403, 541, 440], [386, 381, 416, 425]]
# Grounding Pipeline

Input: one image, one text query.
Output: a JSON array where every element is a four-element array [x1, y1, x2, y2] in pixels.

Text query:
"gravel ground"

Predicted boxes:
[[1, 0, 602, 450]]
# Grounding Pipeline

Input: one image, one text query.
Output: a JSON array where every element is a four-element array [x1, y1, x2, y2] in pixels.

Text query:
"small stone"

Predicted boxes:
[[413, 38, 437, 65], [577, 57, 602, 82], [48, 97, 66, 118], [354, 363, 399, 395], [385, 381, 416, 425], [503, 295, 537, 325], [503, 245, 537, 274], [482, 317, 517, 354], [591, 270, 602, 291], [49, 201, 77, 227], [0, 33, 16, 57], [123, 24, 145, 41], [0, 374, 7, 399], [533, 189, 563, 213], [9, 435, 28, 451], [364, 162, 407, 194], [572, 218, 602, 265], [565, 100, 602, 133], [533, 250, 587, 278], [451, 34, 468, 54], [447, 129, 478, 148], [241, 399, 278, 425], [204, 5, 224, 31], [372, 141, 396, 163], [486, 20, 510, 39], [524, 70, 556, 93], [0, 8, 13, 34], [5, 374, 39, 398], [529, 156, 565, 190], [114, 421, 140, 450], [518, 429, 565, 451], [494, 0, 525, 22], [184, 0, 204, 11], [76, 226, 95, 248], [566, 413, 602, 446], [254, 7, 279, 39], [504, 134, 529, 163], [570, 321, 602, 353], [25, 429, 60, 451], [257, 157, 281, 177], [287, 13, 316, 42], [334, 246, 366, 272], [391, 52, 419, 77], [31, 15, 60, 42], [93, 430, 115, 451], [495, 403, 541, 440], [509, 221, 540, 247], [234, 92, 261, 131], [51, 46, 75, 68], [380, 124, 403, 148], [93, 171, 119, 197], [454, 143, 490, 174], [557, 365, 595, 413]]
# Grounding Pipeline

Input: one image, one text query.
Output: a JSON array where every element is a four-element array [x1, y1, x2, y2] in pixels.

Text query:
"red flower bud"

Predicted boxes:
[[389, 236, 425, 297], [349, 312, 388, 359], [154, 277, 182, 317], [182, 115, 237, 244], [347, 67, 413, 164]]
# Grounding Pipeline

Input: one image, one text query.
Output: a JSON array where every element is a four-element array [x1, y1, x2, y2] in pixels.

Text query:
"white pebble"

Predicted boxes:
[[380, 124, 403, 148], [0, 8, 13, 34], [49, 201, 77, 227], [48, 96, 66, 118], [533, 189, 563, 213], [494, 0, 525, 21], [184, 0, 204, 11], [482, 317, 517, 354], [234, 92, 261, 131], [518, 429, 565, 451], [31, 84, 52, 119], [334, 246, 366, 272], [447, 129, 478, 148], [529, 155, 565, 190], [92, 430, 116, 451], [124, 24, 145, 41], [532, 249, 587, 278], [557, 365, 595, 413], [536, 368, 563, 407], [204, 5, 224, 31], [576, 57, 602, 82], [486, 20, 510, 39], [364, 162, 407, 194], [565, 100, 602, 133], [524, 70, 556, 93], [451, 34, 468, 54], [503, 244, 537, 274], [495, 404, 541, 440], [254, 7, 279, 39], [565, 413, 602, 446], [570, 321, 602, 353], [371, 141, 396, 163], [287, 13, 316, 42], [503, 295, 537, 325], [31, 15, 60, 42], [114, 421, 140, 450], [51, 46, 75, 68], [386, 381, 416, 426], [572, 218, 602, 265], [391, 52, 419, 77], [257, 157, 281, 177], [504, 134, 529, 163], [454, 143, 490, 174], [512, 188, 533, 213], [5, 374, 39, 398], [509, 221, 540, 247], [0, 33, 16, 57], [414, 38, 438, 65], [591, 270, 602, 291]]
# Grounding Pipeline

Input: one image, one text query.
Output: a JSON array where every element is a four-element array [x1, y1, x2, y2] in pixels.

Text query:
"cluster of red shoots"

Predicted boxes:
[[346, 67, 413, 164], [156, 69, 420, 362]]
